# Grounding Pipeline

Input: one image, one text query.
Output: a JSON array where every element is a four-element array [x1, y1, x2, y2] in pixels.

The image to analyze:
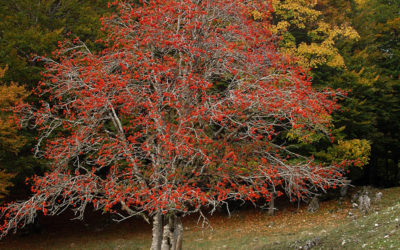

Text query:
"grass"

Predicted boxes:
[[2, 186, 400, 249]]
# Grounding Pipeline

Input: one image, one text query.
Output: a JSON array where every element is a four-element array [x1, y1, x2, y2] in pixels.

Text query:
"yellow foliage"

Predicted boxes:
[[271, 0, 359, 69], [294, 42, 343, 68], [0, 83, 27, 109], [319, 139, 371, 167], [351, 67, 379, 86], [335, 139, 371, 167], [0, 65, 8, 78], [251, 10, 265, 21], [271, 0, 321, 29], [354, 0, 368, 8], [0, 170, 15, 199], [287, 115, 332, 143], [0, 118, 26, 154], [286, 127, 325, 143], [0, 65, 27, 198], [0, 66, 28, 153]]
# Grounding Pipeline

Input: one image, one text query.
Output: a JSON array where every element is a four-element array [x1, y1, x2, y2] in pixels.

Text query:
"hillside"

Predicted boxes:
[[1, 186, 400, 249]]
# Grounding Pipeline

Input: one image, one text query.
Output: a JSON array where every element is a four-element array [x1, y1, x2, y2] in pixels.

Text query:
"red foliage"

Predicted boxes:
[[1, 0, 345, 237]]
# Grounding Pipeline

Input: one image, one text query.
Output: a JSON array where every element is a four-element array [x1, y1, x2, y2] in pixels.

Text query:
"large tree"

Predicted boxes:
[[0, 1, 346, 248]]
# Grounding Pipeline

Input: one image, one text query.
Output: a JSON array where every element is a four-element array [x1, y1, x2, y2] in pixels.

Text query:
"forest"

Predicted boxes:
[[0, 0, 399, 249]]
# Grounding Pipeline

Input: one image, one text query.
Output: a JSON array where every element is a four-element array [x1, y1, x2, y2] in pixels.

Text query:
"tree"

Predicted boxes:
[[270, 0, 359, 70], [0, 1, 347, 248], [0, 65, 27, 198]]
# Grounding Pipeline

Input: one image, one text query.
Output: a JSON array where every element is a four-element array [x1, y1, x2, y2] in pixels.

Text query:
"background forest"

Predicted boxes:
[[0, 1, 399, 249], [0, 0, 398, 211]]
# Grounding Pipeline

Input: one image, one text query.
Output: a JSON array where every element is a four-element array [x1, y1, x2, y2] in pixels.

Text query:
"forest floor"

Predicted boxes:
[[1, 186, 400, 249]]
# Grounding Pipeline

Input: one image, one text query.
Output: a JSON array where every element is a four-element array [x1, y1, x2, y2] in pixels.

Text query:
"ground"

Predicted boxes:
[[1, 186, 400, 249]]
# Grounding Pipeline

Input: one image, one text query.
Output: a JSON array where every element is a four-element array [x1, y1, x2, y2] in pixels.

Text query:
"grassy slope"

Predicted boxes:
[[1, 187, 400, 249]]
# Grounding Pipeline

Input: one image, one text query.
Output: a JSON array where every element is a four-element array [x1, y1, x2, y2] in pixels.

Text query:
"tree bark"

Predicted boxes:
[[170, 216, 177, 250], [340, 179, 350, 197], [161, 218, 171, 250], [151, 213, 163, 250], [268, 195, 275, 216], [159, 214, 184, 250], [392, 153, 398, 186], [367, 153, 378, 185], [174, 216, 183, 250]]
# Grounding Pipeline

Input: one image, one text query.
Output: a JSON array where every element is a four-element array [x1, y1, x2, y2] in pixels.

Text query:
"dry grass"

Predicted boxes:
[[1, 186, 400, 249]]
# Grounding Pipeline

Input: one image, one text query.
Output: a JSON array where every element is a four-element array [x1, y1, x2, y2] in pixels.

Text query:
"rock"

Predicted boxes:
[[351, 192, 360, 203], [340, 179, 351, 197], [374, 192, 383, 203], [351, 187, 368, 203], [94, 226, 104, 232], [307, 196, 319, 213], [297, 237, 321, 250], [358, 192, 371, 214]]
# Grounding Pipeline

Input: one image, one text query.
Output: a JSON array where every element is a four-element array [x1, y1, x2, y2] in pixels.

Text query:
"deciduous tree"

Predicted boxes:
[[0, 1, 347, 248], [270, 0, 359, 70]]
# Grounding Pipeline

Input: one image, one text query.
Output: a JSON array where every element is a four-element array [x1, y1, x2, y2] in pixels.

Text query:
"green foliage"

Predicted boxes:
[[0, 0, 111, 87], [338, 0, 400, 185]]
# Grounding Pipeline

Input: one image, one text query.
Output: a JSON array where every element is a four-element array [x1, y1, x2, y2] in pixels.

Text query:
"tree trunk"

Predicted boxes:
[[161, 218, 172, 250], [151, 213, 163, 250], [173, 216, 183, 250], [366, 154, 377, 185], [159, 214, 184, 250], [268, 195, 275, 216], [392, 153, 398, 186], [340, 179, 350, 197], [385, 157, 389, 186], [307, 196, 319, 213]]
